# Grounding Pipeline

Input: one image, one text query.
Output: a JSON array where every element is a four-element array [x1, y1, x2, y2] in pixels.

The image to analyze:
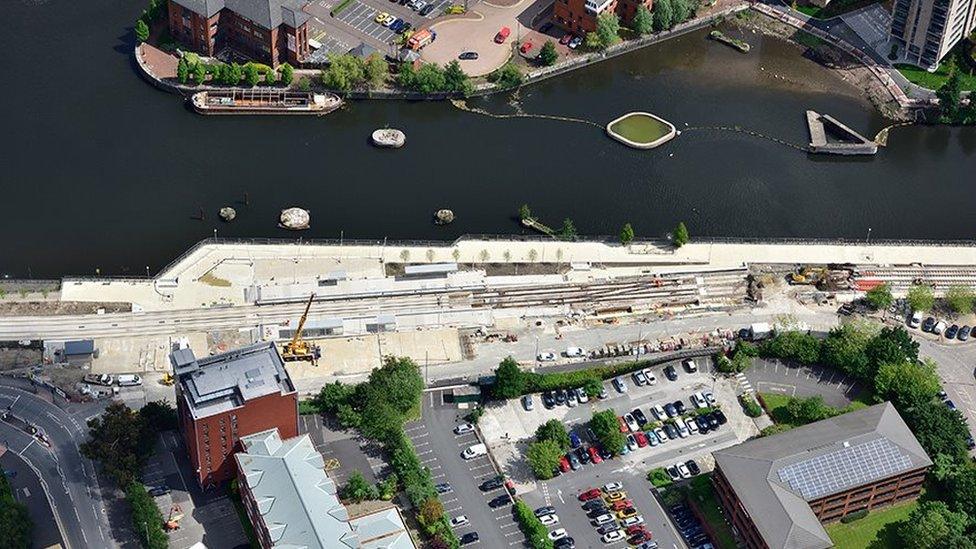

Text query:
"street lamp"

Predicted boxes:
[[866, 227, 872, 244]]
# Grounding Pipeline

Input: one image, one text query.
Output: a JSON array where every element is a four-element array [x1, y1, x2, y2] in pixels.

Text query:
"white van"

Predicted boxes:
[[908, 311, 922, 329], [461, 443, 487, 460], [683, 359, 698, 373], [564, 346, 585, 358], [117, 374, 143, 386]]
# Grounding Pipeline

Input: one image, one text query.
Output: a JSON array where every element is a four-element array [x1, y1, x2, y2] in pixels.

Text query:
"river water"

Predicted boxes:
[[3, 0, 974, 277]]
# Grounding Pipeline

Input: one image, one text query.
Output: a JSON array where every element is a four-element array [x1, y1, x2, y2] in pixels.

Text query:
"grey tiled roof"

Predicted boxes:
[[713, 402, 931, 549], [171, 0, 310, 29]]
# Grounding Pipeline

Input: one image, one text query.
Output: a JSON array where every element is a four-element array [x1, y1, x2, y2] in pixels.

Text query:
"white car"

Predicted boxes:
[[702, 390, 716, 406], [676, 462, 691, 479], [450, 515, 470, 528], [626, 434, 638, 451], [909, 310, 922, 328], [632, 370, 648, 386], [676, 421, 689, 438], [594, 513, 615, 525], [537, 352, 557, 362], [567, 391, 578, 408], [454, 423, 475, 435], [568, 36, 582, 49], [685, 416, 698, 434], [548, 528, 568, 541], [624, 414, 640, 432], [654, 427, 668, 442], [651, 405, 667, 421], [603, 481, 624, 492], [642, 368, 657, 384], [601, 530, 626, 544], [934, 321, 947, 335], [683, 358, 698, 373], [691, 392, 708, 409], [576, 387, 589, 403], [565, 346, 586, 357], [539, 514, 560, 526], [613, 377, 628, 393], [621, 515, 645, 527]]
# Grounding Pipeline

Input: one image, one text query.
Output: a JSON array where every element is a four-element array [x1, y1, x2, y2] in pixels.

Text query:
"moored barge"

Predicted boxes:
[[190, 89, 342, 115]]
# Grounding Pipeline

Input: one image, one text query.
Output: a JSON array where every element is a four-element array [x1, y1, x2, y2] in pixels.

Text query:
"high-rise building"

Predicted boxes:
[[171, 342, 299, 488], [890, 0, 976, 68]]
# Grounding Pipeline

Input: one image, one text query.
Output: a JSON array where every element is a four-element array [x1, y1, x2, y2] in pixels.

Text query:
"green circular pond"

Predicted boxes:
[[606, 112, 677, 149]]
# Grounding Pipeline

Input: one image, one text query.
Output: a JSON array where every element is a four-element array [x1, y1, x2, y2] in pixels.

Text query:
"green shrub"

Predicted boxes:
[[513, 500, 554, 549], [647, 467, 673, 488], [331, 0, 355, 15], [759, 331, 822, 363], [839, 508, 869, 523], [126, 482, 168, 548], [740, 394, 762, 417]]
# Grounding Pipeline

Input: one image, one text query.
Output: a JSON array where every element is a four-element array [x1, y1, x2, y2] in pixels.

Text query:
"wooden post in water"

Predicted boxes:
[[244, 191, 250, 207]]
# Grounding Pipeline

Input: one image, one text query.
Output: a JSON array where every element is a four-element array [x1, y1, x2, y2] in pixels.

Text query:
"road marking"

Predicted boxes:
[[18, 438, 35, 455]]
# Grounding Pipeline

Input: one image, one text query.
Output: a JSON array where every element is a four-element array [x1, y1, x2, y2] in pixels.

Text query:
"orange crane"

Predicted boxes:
[[164, 504, 184, 530], [281, 293, 321, 366]]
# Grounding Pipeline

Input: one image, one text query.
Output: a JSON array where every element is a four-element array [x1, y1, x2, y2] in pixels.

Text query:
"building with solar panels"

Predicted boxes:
[[712, 402, 931, 549]]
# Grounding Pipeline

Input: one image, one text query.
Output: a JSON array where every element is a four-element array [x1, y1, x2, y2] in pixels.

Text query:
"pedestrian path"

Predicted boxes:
[[734, 372, 754, 395]]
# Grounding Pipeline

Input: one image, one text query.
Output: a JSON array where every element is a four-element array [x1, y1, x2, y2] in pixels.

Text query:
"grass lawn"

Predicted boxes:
[[825, 500, 916, 549], [792, 0, 883, 19], [896, 62, 976, 91], [759, 388, 875, 430], [686, 476, 737, 549]]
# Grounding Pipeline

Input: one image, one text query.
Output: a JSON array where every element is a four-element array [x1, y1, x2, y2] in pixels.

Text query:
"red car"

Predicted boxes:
[[625, 525, 648, 536], [495, 26, 511, 43], [611, 499, 634, 511], [618, 416, 630, 433], [588, 446, 603, 464], [629, 531, 653, 545], [520, 41, 533, 54], [579, 488, 602, 502], [634, 431, 648, 447], [559, 455, 571, 472], [560, 33, 573, 45]]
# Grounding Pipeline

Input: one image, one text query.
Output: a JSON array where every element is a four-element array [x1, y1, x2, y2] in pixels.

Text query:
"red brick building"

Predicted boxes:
[[553, 0, 653, 34], [167, 0, 311, 67], [711, 403, 931, 549], [171, 342, 298, 488]]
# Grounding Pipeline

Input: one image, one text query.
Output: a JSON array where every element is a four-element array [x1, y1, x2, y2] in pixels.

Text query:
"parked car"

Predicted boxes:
[[704, 413, 719, 429], [654, 427, 668, 442], [388, 18, 402, 30], [684, 416, 698, 434], [691, 392, 708, 409], [702, 389, 716, 406], [580, 487, 602, 501], [594, 513, 616, 525], [522, 394, 534, 411], [554, 537, 575, 549], [460, 532, 479, 545], [617, 507, 638, 519], [628, 531, 653, 545], [489, 495, 510, 508], [542, 391, 556, 409], [643, 368, 657, 384], [559, 455, 571, 472], [462, 443, 487, 459], [570, 432, 582, 449], [676, 462, 691, 478], [454, 423, 474, 435], [652, 405, 667, 420], [589, 446, 603, 463], [613, 377, 628, 393], [603, 481, 624, 492], [946, 324, 960, 339], [664, 365, 678, 381], [696, 415, 711, 433], [909, 310, 923, 328], [538, 351, 557, 361], [565, 346, 586, 357], [673, 400, 686, 415], [598, 445, 612, 460], [632, 408, 648, 425], [419, 4, 434, 15], [568, 451, 582, 470], [686, 460, 701, 475], [480, 476, 504, 491], [568, 36, 582, 49], [683, 359, 698, 373], [714, 410, 728, 424], [567, 390, 578, 408], [549, 528, 568, 541], [934, 320, 947, 335], [374, 11, 390, 23], [539, 513, 560, 526], [922, 317, 936, 331], [601, 530, 626, 544], [450, 515, 470, 527], [663, 423, 679, 439], [620, 515, 644, 527], [597, 522, 620, 535], [576, 387, 589, 403], [675, 421, 689, 438], [535, 506, 556, 517], [458, 51, 479, 60], [583, 499, 607, 512], [960, 325, 972, 341], [521, 41, 534, 55], [148, 485, 170, 497], [435, 483, 453, 494], [576, 446, 591, 464], [624, 413, 640, 432], [632, 370, 648, 385], [560, 33, 574, 45], [626, 434, 638, 450], [663, 403, 678, 418], [555, 389, 567, 406]]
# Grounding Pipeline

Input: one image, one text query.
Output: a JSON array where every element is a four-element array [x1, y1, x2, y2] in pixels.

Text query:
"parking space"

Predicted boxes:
[[336, 2, 399, 44], [300, 413, 382, 486], [839, 3, 892, 52], [743, 357, 863, 408], [405, 389, 526, 547]]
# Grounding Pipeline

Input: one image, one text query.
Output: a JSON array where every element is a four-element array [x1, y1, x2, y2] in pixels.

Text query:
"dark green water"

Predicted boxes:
[[3, 0, 974, 277]]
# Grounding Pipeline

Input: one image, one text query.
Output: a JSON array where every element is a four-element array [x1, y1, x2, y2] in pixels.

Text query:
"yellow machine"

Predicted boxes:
[[281, 293, 321, 365], [160, 373, 175, 386], [164, 504, 184, 530], [788, 267, 826, 285]]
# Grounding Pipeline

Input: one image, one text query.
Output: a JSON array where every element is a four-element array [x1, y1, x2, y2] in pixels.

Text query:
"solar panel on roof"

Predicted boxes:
[[777, 438, 913, 500]]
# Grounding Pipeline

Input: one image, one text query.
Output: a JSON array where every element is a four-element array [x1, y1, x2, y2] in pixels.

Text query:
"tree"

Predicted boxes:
[[897, 501, 969, 549], [518, 204, 532, 220], [583, 377, 604, 397], [819, 322, 874, 379], [418, 498, 444, 526], [0, 474, 32, 549], [411, 63, 447, 94], [559, 218, 578, 240], [264, 68, 277, 85], [363, 54, 388, 89], [653, 0, 675, 32], [539, 40, 558, 66], [527, 440, 563, 479], [536, 419, 570, 450], [945, 285, 975, 314], [865, 326, 919, 373], [596, 13, 620, 48], [865, 283, 893, 310], [228, 62, 243, 84], [362, 356, 424, 418], [619, 223, 635, 245], [314, 381, 355, 413], [191, 63, 206, 85], [490, 63, 523, 89], [244, 63, 260, 87], [672, 221, 689, 246], [341, 470, 379, 502], [443, 60, 472, 95], [874, 359, 941, 409], [903, 401, 971, 461], [633, 5, 653, 35], [126, 482, 168, 549], [946, 466, 976, 519], [585, 32, 602, 49], [135, 19, 150, 43], [323, 54, 365, 92], [80, 402, 151, 487], [140, 400, 178, 431], [785, 395, 835, 424], [298, 76, 312, 91], [937, 60, 963, 123], [907, 284, 935, 312], [759, 330, 821, 363], [513, 500, 555, 549], [280, 63, 294, 86], [177, 57, 189, 85], [672, 0, 693, 24], [494, 357, 526, 399], [590, 409, 626, 455]]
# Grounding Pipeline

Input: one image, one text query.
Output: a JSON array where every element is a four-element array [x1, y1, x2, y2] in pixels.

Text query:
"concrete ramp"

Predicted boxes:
[[806, 110, 878, 155]]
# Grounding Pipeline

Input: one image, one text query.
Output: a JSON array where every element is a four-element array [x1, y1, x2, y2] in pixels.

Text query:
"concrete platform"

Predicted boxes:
[[806, 110, 878, 155]]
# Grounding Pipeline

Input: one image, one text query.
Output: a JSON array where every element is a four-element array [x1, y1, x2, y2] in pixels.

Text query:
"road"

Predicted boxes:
[[0, 380, 114, 549], [0, 451, 62, 548]]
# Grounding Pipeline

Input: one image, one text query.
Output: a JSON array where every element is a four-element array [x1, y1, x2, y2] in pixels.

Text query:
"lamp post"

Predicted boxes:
[[866, 227, 872, 244]]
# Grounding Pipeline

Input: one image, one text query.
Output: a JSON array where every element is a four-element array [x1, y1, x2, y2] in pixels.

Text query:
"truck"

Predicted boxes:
[[461, 443, 487, 459], [407, 29, 436, 51], [83, 373, 114, 386], [748, 323, 772, 341]]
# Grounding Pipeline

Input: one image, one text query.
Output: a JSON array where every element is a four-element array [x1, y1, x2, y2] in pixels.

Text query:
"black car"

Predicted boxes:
[[554, 537, 575, 549], [148, 485, 170, 497], [959, 325, 972, 341], [589, 507, 610, 518], [586, 428, 598, 443], [714, 410, 728, 425], [542, 391, 556, 409], [967, 436, 975, 450], [663, 403, 677, 418], [632, 408, 648, 426], [489, 495, 511, 508], [673, 400, 686, 415], [704, 413, 720, 429], [738, 328, 751, 340], [540, 22, 553, 33], [419, 3, 434, 15], [583, 500, 607, 512], [535, 506, 556, 517], [686, 460, 701, 475], [597, 523, 619, 535], [458, 51, 479, 60], [460, 532, 480, 545], [480, 476, 503, 491], [598, 445, 612, 460], [946, 324, 960, 339], [435, 482, 453, 494], [664, 365, 678, 381], [401, 22, 412, 33], [555, 389, 567, 406], [923, 317, 936, 331], [695, 416, 711, 433], [666, 466, 681, 481], [576, 446, 591, 464], [664, 423, 679, 439]]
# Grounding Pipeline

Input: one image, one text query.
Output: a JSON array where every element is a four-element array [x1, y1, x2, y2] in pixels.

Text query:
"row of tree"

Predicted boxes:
[[0, 471, 32, 549], [588, 0, 698, 51], [322, 54, 389, 93], [177, 58, 295, 88], [397, 60, 473, 95], [936, 59, 976, 125]]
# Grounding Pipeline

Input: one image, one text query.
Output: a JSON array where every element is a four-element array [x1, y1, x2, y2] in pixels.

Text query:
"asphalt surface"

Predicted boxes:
[[0, 378, 114, 549], [0, 451, 62, 548], [744, 356, 863, 407]]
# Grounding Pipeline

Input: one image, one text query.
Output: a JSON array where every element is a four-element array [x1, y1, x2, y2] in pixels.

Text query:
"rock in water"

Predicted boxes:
[[279, 207, 310, 230], [372, 128, 406, 148], [434, 209, 455, 225], [219, 207, 237, 222]]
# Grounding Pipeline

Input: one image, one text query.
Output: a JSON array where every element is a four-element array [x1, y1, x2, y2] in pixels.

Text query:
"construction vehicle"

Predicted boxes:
[[160, 372, 175, 386], [788, 267, 826, 285], [164, 504, 184, 531], [281, 293, 321, 365]]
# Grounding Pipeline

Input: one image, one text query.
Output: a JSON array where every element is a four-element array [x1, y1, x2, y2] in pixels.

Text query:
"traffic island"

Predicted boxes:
[[606, 112, 677, 149]]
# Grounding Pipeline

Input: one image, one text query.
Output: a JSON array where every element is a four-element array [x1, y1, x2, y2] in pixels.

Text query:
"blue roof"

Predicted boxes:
[[64, 340, 95, 356]]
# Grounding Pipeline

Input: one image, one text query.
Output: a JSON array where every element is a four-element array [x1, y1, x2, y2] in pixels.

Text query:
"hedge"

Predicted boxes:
[[839, 508, 869, 523], [513, 500, 554, 549], [331, 0, 355, 15], [740, 394, 763, 418], [647, 467, 673, 488], [126, 482, 168, 549], [523, 354, 710, 394]]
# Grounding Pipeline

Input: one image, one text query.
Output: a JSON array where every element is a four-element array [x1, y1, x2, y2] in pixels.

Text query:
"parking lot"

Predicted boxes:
[[300, 413, 382, 486], [743, 356, 864, 408], [405, 388, 527, 547]]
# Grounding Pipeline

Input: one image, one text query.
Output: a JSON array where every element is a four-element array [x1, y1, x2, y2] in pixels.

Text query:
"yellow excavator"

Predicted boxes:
[[281, 293, 321, 366]]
